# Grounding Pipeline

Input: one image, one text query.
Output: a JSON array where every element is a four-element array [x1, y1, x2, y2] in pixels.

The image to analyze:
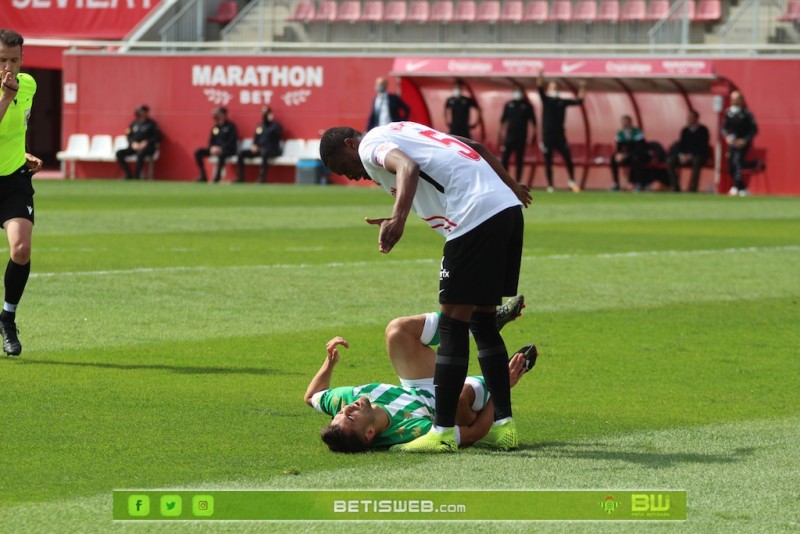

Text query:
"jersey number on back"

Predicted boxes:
[[419, 129, 480, 161]]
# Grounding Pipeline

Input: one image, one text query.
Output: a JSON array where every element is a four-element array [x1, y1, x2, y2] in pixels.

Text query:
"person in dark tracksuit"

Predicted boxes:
[[722, 91, 759, 197], [667, 110, 709, 193], [536, 69, 584, 193], [116, 105, 161, 180], [444, 81, 481, 140], [195, 107, 238, 183], [499, 89, 536, 183], [236, 106, 282, 184]]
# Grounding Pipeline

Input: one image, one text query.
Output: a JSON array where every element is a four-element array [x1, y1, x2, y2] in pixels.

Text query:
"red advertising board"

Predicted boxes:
[[4, 0, 159, 39], [393, 57, 715, 78]]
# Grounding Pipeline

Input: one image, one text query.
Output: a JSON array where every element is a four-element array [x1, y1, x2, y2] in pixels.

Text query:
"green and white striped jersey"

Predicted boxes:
[[312, 376, 487, 448], [312, 383, 435, 447]]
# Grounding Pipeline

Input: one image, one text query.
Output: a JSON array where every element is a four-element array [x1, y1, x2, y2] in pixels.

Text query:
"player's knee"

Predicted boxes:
[[10, 241, 31, 264], [384, 317, 406, 345]]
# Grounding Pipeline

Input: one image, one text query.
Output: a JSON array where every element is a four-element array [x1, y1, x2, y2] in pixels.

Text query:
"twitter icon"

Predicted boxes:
[[160, 495, 182, 517]]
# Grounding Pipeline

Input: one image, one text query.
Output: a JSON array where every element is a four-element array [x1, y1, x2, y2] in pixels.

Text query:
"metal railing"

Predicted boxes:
[[25, 36, 800, 56], [719, 0, 789, 45], [647, 0, 694, 51], [159, 0, 206, 45]]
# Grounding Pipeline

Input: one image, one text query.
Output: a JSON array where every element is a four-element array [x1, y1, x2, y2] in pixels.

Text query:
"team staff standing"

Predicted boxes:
[[722, 91, 759, 197], [115, 104, 161, 180], [194, 107, 238, 183], [499, 88, 537, 183], [444, 81, 481, 140], [320, 122, 531, 453], [536, 69, 584, 193], [366, 77, 411, 131], [0, 29, 41, 356]]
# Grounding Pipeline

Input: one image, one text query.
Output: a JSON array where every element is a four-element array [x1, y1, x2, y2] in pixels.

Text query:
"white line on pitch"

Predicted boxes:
[[29, 245, 800, 279]]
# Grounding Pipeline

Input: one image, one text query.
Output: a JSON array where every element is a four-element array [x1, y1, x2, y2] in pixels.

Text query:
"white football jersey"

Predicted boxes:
[[359, 122, 521, 240]]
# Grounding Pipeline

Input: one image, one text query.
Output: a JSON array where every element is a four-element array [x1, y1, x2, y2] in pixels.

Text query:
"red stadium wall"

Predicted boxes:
[[60, 54, 800, 194]]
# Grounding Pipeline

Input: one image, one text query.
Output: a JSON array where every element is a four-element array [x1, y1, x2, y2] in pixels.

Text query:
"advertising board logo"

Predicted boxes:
[[192, 64, 324, 107]]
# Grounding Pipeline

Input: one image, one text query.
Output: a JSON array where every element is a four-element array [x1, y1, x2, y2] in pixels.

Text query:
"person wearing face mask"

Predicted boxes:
[[444, 81, 482, 140], [236, 106, 283, 184], [366, 77, 411, 131], [536, 69, 585, 193], [722, 91, 759, 197], [115, 105, 161, 181], [499, 88, 537, 183], [610, 114, 649, 192], [194, 107, 238, 183]]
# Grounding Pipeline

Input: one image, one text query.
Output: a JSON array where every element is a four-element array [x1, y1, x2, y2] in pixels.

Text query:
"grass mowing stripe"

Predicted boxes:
[[2, 416, 797, 532]]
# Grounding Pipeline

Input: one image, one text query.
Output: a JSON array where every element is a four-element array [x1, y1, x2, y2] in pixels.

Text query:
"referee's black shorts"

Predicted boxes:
[[439, 205, 523, 306], [0, 165, 36, 226]]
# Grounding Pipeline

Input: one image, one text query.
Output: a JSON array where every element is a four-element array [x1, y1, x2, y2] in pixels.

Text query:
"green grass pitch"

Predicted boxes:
[[0, 180, 798, 532]]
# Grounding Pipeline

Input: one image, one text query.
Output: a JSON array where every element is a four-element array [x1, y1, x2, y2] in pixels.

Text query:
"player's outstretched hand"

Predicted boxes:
[[365, 216, 405, 254], [325, 336, 349, 364]]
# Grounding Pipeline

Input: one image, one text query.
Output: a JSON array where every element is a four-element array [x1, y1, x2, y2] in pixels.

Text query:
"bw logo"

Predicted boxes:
[[631, 494, 670, 513]]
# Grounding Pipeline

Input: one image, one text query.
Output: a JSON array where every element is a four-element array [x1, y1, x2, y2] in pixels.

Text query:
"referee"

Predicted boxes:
[[0, 29, 41, 356]]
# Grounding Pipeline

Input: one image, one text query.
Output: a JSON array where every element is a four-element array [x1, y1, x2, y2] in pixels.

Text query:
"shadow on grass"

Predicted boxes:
[[503, 441, 758, 468], [13, 358, 293, 376]]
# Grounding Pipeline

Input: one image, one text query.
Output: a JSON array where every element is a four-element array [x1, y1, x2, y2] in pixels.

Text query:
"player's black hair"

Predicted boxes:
[[0, 29, 24, 50], [319, 126, 359, 167], [320, 423, 369, 454]]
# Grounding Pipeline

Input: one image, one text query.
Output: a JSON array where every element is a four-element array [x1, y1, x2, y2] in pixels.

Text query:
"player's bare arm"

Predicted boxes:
[[303, 336, 348, 406], [364, 148, 419, 254], [456, 135, 532, 207]]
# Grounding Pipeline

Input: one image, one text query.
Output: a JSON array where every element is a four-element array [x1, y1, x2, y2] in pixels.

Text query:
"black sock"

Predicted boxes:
[[3, 259, 30, 322], [471, 310, 512, 420], [433, 314, 470, 428]]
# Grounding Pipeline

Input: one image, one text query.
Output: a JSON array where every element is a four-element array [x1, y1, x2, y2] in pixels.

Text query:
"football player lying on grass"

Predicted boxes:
[[304, 296, 538, 453]]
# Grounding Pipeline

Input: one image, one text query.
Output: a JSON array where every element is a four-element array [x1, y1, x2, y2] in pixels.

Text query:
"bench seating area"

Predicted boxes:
[[56, 134, 159, 179], [56, 134, 321, 181]]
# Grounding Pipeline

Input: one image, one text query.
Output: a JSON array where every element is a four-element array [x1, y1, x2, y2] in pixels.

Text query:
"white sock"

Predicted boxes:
[[494, 417, 512, 426], [3, 302, 17, 313]]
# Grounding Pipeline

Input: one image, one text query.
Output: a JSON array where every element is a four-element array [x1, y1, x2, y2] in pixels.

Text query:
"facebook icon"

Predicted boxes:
[[128, 495, 150, 516]]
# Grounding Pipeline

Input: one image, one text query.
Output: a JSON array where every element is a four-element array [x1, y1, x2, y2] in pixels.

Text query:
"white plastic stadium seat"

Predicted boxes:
[[85, 134, 115, 162], [273, 139, 307, 166], [56, 133, 90, 179], [303, 138, 322, 160], [113, 135, 128, 153]]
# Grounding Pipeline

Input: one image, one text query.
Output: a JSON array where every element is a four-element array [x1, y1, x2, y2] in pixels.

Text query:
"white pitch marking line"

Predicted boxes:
[[29, 245, 800, 279]]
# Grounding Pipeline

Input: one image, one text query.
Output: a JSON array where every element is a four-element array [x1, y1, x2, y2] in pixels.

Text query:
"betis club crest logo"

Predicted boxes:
[[599, 495, 620, 515]]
